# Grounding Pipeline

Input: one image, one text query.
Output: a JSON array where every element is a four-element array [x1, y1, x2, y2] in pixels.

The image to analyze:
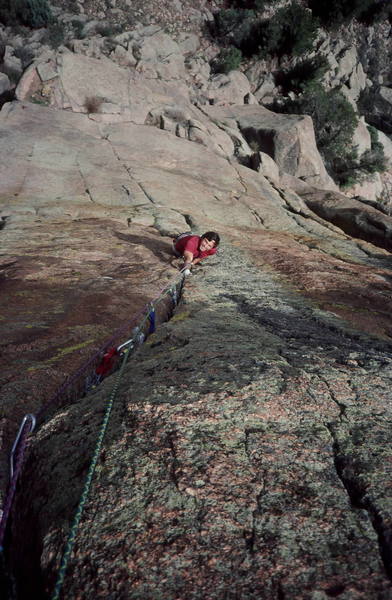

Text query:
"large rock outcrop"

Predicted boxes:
[[13, 39, 337, 188], [204, 104, 337, 190]]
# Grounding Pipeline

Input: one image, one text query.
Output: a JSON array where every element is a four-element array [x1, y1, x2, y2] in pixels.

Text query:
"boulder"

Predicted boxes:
[[177, 32, 200, 55], [2, 46, 22, 80], [0, 72, 10, 95], [377, 129, 392, 165], [15, 63, 42, 101], [251, 151, 280, 182], [131, 32, 187, 80], [348, 60, 367, 100], [352, 117, 371, 157], [301, 188, 392, 250], [71, 35, 107, 58], [244, 59, 279, 103], [207, 71, 254, 106], [204, 104, 337, 190], [336, 46, 358, 81], [57, 51, 130, 113], [379, 85, 392, 106]]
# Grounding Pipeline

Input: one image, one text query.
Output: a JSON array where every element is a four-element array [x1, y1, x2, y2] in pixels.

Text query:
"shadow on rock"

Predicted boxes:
[[114, 231, 174, 262]]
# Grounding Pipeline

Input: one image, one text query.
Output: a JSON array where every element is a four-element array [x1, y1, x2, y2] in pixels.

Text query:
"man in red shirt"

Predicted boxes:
[[173, 231, 220, 273]]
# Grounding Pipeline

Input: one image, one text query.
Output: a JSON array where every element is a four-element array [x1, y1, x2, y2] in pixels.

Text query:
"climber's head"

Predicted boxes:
[[199, 231, 220, 252]]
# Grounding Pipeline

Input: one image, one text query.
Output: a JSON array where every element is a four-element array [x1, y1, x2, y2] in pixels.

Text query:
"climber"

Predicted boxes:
[[173, 231, 220, 273]]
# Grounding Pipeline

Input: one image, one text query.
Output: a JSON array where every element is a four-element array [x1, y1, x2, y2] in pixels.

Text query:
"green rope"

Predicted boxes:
[[51, 348, 131, 600], [51, 274, 184, 599]]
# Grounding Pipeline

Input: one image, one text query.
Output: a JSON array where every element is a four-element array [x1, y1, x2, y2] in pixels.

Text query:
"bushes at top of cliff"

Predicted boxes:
[[212, 8, 256, 47], [211, 3, 319, 60], [0, 0, 52, 28]]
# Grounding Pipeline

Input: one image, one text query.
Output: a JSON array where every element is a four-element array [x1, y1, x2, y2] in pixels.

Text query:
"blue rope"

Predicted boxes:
[[148, 307, 156, 334]]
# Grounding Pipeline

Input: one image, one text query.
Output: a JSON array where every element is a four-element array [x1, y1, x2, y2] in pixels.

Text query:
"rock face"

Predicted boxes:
[[10, 240, 392, 600], [13, 40, 338, 189], [1, 17, 392, 600], [301, 188, 392, 250]]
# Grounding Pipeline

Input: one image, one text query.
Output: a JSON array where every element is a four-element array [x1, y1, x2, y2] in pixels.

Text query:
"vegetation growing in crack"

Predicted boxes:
[[84, 95, 104, 114]]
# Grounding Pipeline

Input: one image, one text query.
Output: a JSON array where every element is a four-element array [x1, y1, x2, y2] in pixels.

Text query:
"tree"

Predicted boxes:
[[211, 47, 243, 74], [242, 2, 319, 58], [275, 56, 329, 95], [211, 2, 319, 60]]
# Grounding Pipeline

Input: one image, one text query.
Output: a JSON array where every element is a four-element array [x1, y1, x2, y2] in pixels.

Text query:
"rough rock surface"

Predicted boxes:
[[11, 238, 392, 599], [300, 188, 392, 251], [1, 14, 392, 600]]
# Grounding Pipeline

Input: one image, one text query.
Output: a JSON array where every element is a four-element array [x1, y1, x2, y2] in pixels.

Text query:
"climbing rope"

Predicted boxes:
[[51, 276, 184, 598], [51, 347, 130, 600], [0, 270, 185, 567]]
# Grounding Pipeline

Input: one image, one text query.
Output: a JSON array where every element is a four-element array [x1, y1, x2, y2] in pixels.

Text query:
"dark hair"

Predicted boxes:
[[201, 231, 220, 247]]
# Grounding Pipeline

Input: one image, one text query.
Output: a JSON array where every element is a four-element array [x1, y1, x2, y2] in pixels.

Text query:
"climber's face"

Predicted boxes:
[[199, 238, 216, 252]]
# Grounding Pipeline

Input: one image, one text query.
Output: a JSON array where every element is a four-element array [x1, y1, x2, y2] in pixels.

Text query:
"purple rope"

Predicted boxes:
[[0, 422, 31, 550]]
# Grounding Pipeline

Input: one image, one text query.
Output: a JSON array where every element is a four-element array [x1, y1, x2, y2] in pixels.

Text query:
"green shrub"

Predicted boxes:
[[358, 0, 392, 24], [71, 19, 85, 39], [276, 91, 388, 185], [358, 88, 392, 135], [65, 0, 80, 12], [359, 127, 387, 174], [211, 8, 256, 46], [42, 20, 66, 48], [269, 2, 319, 57], [239, 2, 319, 58], [14, 0, 52, 28], [224, 0, 274, 10], [215, 2, 319, 59], [0, 0, 52, 27], [211, 46, 243, 74], [95, 23, 122, 37], [0, 0, 12, 24], [275, 55, 329, 94]]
